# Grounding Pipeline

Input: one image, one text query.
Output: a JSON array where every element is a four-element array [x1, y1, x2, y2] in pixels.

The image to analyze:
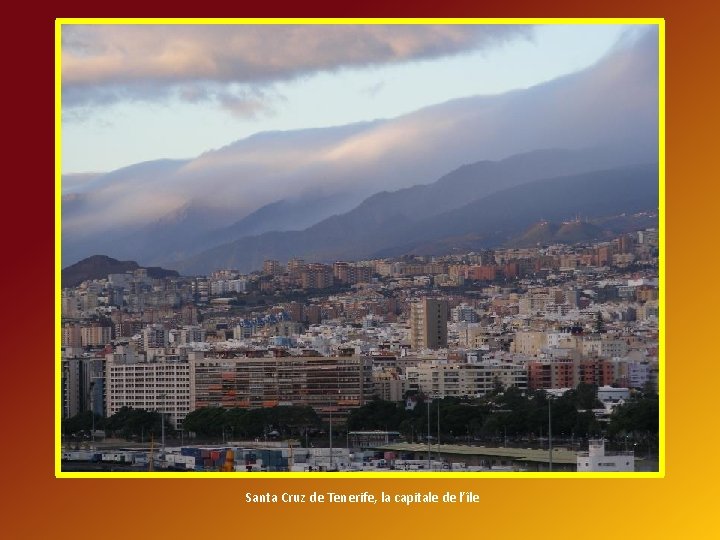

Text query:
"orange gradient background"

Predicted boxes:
[[6, 2, 717, 537]]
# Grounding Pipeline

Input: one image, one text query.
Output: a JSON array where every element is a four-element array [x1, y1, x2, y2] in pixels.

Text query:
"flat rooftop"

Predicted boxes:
[[374, 442, 578, 464]]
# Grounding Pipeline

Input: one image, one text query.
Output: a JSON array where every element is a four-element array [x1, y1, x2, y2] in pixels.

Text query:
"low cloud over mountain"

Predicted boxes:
[[62, 27, 658, 268], [176, 162, 658, 274]]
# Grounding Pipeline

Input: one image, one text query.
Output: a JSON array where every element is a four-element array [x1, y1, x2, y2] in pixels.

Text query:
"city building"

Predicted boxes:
[[405, 360, 527, 398], [190, 352, 374, 423], [80, 324, 113, 347], [105, 348, 191, 429], [142, 324, 169, 350], [60, 230, 658, 468], [410, 298, 448, 350], [576, 439, 634, 472], [62, 356, 106, 419]]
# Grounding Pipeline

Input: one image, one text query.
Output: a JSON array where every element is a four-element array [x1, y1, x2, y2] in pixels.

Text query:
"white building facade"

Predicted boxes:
[[576, 440, 634, 472], [105, 355, 191, 429]]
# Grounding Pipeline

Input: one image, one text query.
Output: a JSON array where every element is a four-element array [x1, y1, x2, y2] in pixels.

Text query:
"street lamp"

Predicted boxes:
[[88, 381, 96, 443], [157, 392, 168, 453], [427, 400, 431, 470], [547, 394, 554, 472], [87, 375, 103, 443], [329, 408, 333, 471], [437, 398, 441, 467]]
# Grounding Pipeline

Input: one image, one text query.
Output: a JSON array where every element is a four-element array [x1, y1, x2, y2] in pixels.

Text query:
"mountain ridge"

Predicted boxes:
[[176, 162, 658, 274], [61, 29, 658, 267]]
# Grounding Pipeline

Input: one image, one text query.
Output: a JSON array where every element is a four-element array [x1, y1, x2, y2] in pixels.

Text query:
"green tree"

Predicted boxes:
[[575, 383, 603, 409], [62, 410, 104, 436], [105, 406, 173, 440], [264, 406, 321, 437], [182, 407, 227, 438], [347, 400, 405, 431], [641, 380, 657, 398], [607, 396, 659, 437]]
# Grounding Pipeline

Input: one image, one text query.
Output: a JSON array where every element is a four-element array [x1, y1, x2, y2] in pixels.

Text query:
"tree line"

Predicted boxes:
[[62, 406, 175, 441], [62, 405, 321, 442], [63, 385, 657, 450], [347, 384, 658, 450]]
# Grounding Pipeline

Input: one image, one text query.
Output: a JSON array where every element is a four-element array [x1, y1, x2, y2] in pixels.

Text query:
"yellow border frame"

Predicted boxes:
[[55, 17, 665, 479]]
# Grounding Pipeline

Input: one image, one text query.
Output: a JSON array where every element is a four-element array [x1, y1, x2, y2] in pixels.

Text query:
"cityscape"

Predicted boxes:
[[60, 22, 661, 473], [61, 229, 659, 472]]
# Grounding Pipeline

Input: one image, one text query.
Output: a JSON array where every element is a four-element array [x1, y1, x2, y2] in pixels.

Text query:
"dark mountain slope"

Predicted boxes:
[[177, 163, 658, 274], [62, 255, 179, 288]]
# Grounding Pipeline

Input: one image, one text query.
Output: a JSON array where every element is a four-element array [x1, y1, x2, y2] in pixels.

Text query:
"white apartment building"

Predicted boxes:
[[628, 361, 658, 390], [451, 303, 479, 323], [372, 368, 404, 402], [105, 354, 191, 429], [546, 330, 580, 349], [405, 360, 527, 398], [582, 336, 628, 359]]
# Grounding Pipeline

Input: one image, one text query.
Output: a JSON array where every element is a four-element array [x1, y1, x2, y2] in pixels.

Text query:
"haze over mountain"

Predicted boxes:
[[61, 28, 658, 267], [176, 163, 658, 274]]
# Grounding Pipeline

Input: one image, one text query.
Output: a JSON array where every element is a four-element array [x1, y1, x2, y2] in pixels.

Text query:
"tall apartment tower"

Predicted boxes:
[[410, 298, 448, 350], [263, 259, 281, 275]]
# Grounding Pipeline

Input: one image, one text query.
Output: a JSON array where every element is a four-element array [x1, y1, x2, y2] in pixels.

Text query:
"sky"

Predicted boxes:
[[61, 23, 636, 174]]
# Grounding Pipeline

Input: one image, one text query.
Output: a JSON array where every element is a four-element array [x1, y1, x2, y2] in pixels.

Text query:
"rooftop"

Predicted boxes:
[[374, 442, 578, 464]]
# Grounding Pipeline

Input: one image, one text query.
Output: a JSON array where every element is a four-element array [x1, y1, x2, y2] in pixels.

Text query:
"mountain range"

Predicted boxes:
[[61, 149, 660, 276], [61, 28, 659, 269], [174, 162, 658, 274]]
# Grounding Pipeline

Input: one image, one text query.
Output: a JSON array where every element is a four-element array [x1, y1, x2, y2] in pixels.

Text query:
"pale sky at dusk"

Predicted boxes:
[[61, 22, 640, 174]]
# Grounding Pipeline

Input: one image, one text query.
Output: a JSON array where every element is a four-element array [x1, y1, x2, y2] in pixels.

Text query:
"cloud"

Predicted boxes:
[[62, 26, 659, 266], [215, 87, 284, 119], [61, 173, 104, 193], [61, 24, 532, 108], [216, 94, 271, 119], [362, 81, 386, 98]]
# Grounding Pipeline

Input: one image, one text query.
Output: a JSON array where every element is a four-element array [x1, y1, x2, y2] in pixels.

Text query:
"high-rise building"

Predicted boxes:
[[333, 261, 351, 283], [263, 259, 281, 275], [62, 323, 82, 348], [80, 324, 113, 347], [105, 352, 191, 429], [62, 358, 81, 419], [62, 356, 106, 419], [306, 304, 322, 325], [190, 353, 373, 423], [301, 263, 334, 289], [143, 324, 169, 350], [333, 262, 372, 285], [410, 298, 448, 350], [287, 258, 306, 275]]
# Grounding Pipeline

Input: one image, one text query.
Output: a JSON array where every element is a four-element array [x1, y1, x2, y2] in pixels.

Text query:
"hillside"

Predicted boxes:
[[177, 163, 659, 274], [62, 255, 179, 288]]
